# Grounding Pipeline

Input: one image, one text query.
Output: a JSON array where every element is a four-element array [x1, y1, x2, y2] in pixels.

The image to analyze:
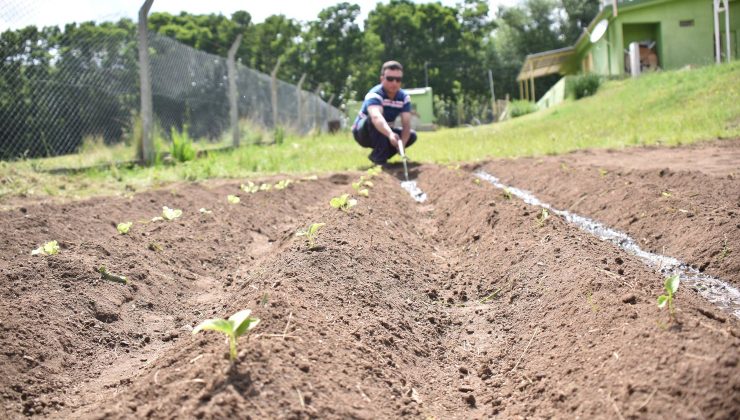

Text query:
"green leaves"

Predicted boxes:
[[162, 206, 182, 221], [98, 265, 128, 285], [31, 240, 59, 256], [536, 208, 550, 227], [502, 188, 513, 200], [240, 181, 259, 194], [296, 222, 326, 249], [274, 179, 292, 190], [657, 274, 680, 320], [117, 222, 133, 234], [358, 189, 369, 197], [330, 193, 357, 212], [192, 309, 260, 362], [227, 195, 241, 204]]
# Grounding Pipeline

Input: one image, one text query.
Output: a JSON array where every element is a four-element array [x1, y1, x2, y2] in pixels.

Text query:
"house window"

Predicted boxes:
[[679, 19, 695, 27]]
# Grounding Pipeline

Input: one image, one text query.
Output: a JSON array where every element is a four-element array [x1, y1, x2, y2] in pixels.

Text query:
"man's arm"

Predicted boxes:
[[368, 105, 401, 148], [400, 111, 411, 146]]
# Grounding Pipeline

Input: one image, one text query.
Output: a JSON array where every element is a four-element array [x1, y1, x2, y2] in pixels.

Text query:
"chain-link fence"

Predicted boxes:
[[0, 3, 342, 163]]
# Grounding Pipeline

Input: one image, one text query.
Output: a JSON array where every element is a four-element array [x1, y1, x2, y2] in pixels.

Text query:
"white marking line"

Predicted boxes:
[[476, 170, 740, 319]]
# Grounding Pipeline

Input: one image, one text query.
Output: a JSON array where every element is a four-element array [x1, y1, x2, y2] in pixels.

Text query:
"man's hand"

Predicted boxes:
[[388, 132, 402, 150]]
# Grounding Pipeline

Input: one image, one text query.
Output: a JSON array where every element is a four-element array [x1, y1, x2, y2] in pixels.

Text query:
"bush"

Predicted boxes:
[[567, 74, 602, 99], [508, 100, 539, 118], [170, 126, 196, 163]]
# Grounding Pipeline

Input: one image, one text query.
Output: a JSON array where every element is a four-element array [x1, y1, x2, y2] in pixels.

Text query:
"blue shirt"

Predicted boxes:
[[353, 84, 412, 129]]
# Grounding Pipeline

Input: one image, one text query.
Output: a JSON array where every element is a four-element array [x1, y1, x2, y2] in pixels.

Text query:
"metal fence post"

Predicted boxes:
[[270, 57, 283, 128], [227, 34, 243, 147], [138, 0, 154, 165], [296, 73, 306, 132]]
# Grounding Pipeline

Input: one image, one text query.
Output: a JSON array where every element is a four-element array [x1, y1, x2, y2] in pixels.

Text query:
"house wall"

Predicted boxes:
[[583, 0, 738, 76]]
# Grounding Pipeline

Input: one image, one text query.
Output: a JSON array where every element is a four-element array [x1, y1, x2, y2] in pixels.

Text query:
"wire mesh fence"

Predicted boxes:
[[0, 4, 342, 164]]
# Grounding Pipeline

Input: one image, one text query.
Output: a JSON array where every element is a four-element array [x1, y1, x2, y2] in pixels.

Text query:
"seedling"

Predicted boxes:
[[117, 222, 133, 234], [473, 178, 481, 185], [447, 164, 461, 171], [296, 222, 326, 249], [259, 183, 272, 191], [598, 168, 608, 177], [274, 179, 292, 190], [192, 309, 260, 362], [330, 194, 357, 212], [199, 208, 212, 214], [148, 242, 163, 252], [31, 240, 59, 256], [661, 191, 672, 198], [366, 166, 382, 177], [536, 208, 549, 227], [162, 206, 182, 221], [657, 274, 680, 321], [358, 189, 370, 197], [717, 237, 731, 261], [98, 265, 128, 284], [227, 195, 241, 204], [302, 175, 319, 181], [241, 181, 259, 193], [502, 188, 512, 200]]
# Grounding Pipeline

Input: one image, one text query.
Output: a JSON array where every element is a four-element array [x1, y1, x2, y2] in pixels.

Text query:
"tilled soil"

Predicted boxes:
[[1, 141, 739, 419]]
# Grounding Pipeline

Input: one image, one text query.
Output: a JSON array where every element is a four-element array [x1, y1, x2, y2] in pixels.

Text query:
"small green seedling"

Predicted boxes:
[[240, 181, 259, 193], [227, 195, 241, 204], [148, 242, 163, 252], [657, 274, 680, 321], [192, 309, 260, 362], [302, 175, 319, 181], [536, 208, 550, 227], [473, 178, 481, 185], [358, 189, 370, 197], [661, 191, 672, 198], [366, 166, 382, 177], [296, 222, 326, 249], [330, 194, 357, 212], [717, 238, 731, 261], [447, 164, 461, 171], [502, 188, 512, 200], [259, 183, 272, 191], [117, 222, 133, 234], [98, 265, 128, 284], [598, 168, 608, 177], [32, 240, 59, 256], [162, 206, 182, 221], [274, 179, 292, 190]]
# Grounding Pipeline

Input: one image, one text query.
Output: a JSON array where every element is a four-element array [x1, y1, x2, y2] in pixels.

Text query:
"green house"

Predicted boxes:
[[517, 0, 738, 103]]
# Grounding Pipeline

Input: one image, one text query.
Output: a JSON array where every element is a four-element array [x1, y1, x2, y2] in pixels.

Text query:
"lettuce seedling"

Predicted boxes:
[[240, 181, 259, 193], [330, 194, 357, 212], [358, 189, 369, 197], [227, 195, 241, 204], [657, 274, 680, 321], [117, 222, 133, 234], [98, 265, 128, 284], [502, 189, 512, 200], [536, 208, 549, 227], [598, 168, 608, 177], [192, 309, 260, 362], [162, 206, 182, 221], [274, 179, 292, 190], [473, 178, 481, 185], [366, 166, 382, 177], [296, 222, 325, 249], [259, 183, 272, 191], [32, 240, 59, 256]]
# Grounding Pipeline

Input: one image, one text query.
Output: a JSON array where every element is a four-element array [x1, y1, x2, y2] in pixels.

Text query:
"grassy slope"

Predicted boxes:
[[1, 61, 738, 202]]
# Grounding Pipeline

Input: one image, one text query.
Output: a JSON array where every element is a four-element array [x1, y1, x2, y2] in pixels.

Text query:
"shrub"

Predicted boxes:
[[508, 100, 539, 118], [170, 126, 196, 163], [566, 74, 602, 100]]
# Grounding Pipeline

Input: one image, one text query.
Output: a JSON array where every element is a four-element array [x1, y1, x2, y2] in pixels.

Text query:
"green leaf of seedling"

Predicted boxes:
[[352, 181, 362, 191], [32, 240, 59, 256], [363, 180, 374, 188], [330, 197, 343, 209], [162, 206, 182, 220], [657, 295, 668, 308], [665, 274, 680, 295], [259, 183, 272, 191], [117, 222, 133, 234], [308, 222, 325, 236], [227, 195, 240, 204], [192, 318, 233, 335], [358, 189, 369, 197], [230, 309, 260, 336]]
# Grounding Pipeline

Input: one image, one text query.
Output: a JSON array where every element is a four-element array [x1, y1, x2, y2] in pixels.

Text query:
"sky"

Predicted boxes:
[[1, 0, 520, 30]]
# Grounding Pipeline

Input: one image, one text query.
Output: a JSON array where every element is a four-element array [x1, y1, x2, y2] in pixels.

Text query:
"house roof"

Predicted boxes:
[[516, 47, 575, 81]]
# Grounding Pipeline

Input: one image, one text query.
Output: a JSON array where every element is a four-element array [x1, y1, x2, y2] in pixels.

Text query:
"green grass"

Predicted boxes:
[[1, 61, 738, 205]]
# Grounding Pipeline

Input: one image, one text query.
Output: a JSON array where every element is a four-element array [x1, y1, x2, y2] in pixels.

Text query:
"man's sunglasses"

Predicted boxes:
[[384, 76, 403, 83]]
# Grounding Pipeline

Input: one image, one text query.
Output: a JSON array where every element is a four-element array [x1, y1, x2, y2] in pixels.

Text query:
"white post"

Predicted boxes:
[[138, 0, 155, 165], [227, 34, 242, 147], [724, 0, 731, 61], [270, 57, 283, 128], [714, 0, 722, 63], [313, 83, 322, 132], [488, 69, 496, 121], [629, 42, 641, 77]]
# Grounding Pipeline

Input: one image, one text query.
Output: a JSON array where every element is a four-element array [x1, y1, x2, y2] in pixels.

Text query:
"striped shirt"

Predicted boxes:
[[353, 84, 412, 129]]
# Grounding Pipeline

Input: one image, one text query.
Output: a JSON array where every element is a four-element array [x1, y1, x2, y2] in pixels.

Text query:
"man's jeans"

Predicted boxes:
[[352, 118, 417, 165]]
